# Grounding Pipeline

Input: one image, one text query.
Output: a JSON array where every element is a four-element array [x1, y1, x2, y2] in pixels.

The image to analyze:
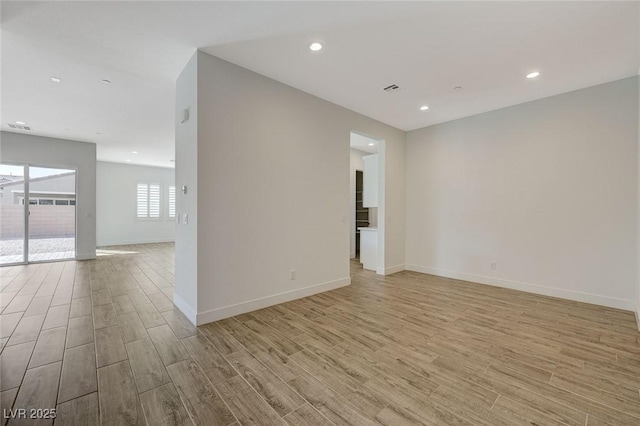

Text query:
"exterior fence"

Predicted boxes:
[[0, 205, 75, 239]]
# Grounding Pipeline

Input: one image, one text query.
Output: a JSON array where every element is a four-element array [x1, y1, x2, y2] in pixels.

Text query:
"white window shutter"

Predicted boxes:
[[149, 184, 160, 218], [168, 186, 176, 218], [137, 183, 148, 218]]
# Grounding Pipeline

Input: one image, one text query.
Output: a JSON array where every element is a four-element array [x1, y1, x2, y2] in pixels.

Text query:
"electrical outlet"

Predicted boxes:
[[290, 270, 296, 280], [490, 261, 497, 270]]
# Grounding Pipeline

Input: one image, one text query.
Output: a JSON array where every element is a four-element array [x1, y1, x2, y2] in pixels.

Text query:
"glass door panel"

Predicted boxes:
[[0, 164, 26, 265], [27, 167, 76, 262]]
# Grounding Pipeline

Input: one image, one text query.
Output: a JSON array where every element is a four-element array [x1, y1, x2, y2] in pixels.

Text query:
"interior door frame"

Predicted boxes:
[[349, 130, 386, 275], [0, 162, 78, 266]]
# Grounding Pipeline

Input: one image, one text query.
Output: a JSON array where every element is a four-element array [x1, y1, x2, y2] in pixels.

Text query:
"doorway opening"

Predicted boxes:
[[349, 131, 384, 273], [354, 170, 367, 257], [0, 164, 77, 265]]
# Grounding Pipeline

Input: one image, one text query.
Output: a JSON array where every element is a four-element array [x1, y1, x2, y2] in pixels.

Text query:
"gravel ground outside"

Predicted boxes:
[[0, 237, 75, 256]]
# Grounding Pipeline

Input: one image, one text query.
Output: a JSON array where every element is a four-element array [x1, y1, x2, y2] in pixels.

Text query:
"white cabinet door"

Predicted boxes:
[[359, 228, 378, 271], [362, 154, 378, 207]]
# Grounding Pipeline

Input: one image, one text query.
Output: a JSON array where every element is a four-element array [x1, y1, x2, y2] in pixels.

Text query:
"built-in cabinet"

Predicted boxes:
[[359, 227, 378, 271], [362, 154, 378, 208]]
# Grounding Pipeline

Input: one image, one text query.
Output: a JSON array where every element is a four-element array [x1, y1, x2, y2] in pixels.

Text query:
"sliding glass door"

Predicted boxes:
[[27, 167, 76, 262], [0, 164, 26, 265], [0, 164, 76, 265]]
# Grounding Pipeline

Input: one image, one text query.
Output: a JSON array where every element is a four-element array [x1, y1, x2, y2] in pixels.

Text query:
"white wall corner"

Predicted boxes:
[[173, 292, 197, 326], [636, 305, 640, 332], [405, 264, 636, 312], [376, 264, 405, 276], [196, 277, 350, 325]]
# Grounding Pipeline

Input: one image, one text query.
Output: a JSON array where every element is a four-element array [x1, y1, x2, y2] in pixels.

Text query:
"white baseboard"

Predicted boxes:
[[376, 264, 405, 275], [405, 264, 635, 311], [97, 238, 175, 247], [196, 277, 351, 325], [173, 292, 197, 326]]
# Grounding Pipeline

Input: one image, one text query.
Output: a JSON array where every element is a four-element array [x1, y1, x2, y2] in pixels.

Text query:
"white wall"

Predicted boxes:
[[174, 52, 199, 323], [350, 148, 366, 258], [637, 74, 640, 326], [0, 131, 96, 259], [383, 131, 406, 273], [176, 51, 405, 325], [96, 161, 175, 246], [406, 77, 638, 310]]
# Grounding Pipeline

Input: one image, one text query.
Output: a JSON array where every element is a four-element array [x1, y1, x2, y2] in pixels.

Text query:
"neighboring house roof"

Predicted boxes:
[[0, 174, 24, 185], [0, 171, 75, 189], [10, 190, 76, 196]]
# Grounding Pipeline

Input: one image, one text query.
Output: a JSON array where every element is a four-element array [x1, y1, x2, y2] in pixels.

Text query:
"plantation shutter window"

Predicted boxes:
[[137, 183, 161, 219], [149, 184, 160, 218], [137, 183, 148, 218], [168, 186, 176, 218]]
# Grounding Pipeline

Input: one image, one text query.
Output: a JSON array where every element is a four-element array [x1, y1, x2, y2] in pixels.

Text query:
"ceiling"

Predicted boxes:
[[350, 133, 379, 154], [2, 2, 639, 168]]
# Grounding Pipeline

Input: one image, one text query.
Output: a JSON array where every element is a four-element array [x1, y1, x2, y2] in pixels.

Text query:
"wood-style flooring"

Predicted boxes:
[[1, 242, 640, 425]]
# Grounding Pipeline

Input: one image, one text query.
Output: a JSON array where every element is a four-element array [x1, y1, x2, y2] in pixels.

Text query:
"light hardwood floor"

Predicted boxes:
[[1, 242, 640, 425]]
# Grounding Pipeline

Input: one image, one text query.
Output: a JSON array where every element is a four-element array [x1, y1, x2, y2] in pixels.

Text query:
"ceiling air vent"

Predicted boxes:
[[7, 123, 31, 131], [383, 84, 401, 93]]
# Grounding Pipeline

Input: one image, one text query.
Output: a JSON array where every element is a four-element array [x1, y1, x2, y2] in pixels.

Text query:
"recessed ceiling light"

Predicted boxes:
[[368, 143, 375, 146], [420, 105, 429, 111], [132, 151, 138, 154], [526, 71, 540, 79], [309, 42, 323, 51], [16, 121, 26, 125], [126, 159, 131, 162], [453, 86, 462, 91], [96, 132, 101, 135], [51, 77, 61, 83], [101, 79, 111, 84]]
